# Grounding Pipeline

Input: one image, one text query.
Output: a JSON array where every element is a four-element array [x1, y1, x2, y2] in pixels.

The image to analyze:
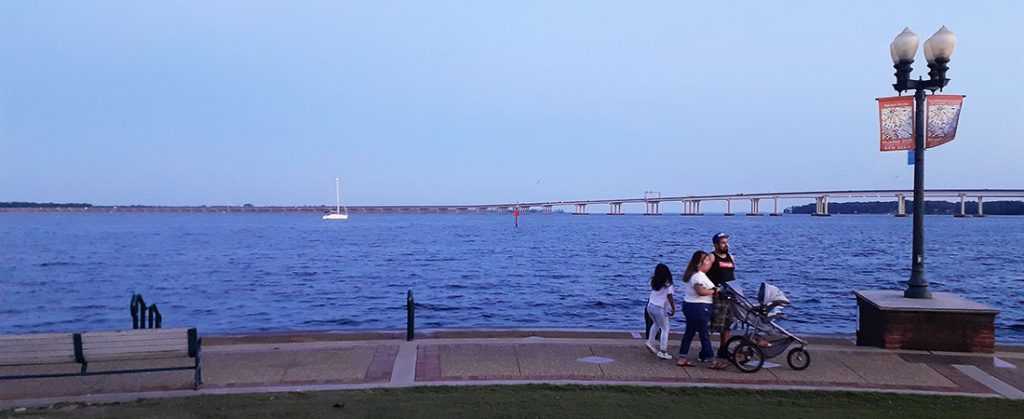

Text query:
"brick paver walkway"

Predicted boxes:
[[2, 330, 1022, 408]]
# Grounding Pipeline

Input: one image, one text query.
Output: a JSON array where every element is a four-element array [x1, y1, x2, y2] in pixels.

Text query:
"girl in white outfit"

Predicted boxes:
[[645, 263, 676, 360]]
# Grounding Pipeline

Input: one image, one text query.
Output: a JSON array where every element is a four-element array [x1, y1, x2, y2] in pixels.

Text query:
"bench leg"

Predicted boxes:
[[194, 342, 202, 390]]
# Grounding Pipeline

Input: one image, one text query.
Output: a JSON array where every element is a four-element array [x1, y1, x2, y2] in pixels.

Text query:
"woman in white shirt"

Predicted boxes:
[[645, 263, 675, 360], [676, 251, 727, 369]]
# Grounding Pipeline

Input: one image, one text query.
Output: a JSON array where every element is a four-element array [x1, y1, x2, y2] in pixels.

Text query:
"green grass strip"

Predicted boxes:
[[3, 384, 1022, 418]]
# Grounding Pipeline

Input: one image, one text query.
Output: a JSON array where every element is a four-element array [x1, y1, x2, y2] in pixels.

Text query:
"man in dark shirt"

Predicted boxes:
[[707, 232, 736, 361]]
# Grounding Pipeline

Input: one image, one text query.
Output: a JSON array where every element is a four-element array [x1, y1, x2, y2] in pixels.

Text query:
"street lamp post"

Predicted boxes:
[[889, 26, 957, 299]]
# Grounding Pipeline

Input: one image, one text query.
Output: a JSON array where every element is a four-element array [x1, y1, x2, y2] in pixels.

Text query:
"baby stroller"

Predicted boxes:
[[719, 282, 810, 373]]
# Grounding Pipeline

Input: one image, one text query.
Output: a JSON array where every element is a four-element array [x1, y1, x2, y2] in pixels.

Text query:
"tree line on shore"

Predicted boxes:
[[787, 200, 1024, 215], [0, 202, 92, 208]]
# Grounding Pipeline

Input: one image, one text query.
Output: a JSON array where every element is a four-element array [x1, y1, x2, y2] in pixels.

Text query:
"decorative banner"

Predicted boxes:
[[926, 95, 964, 149], [878, 96, 915, 152]]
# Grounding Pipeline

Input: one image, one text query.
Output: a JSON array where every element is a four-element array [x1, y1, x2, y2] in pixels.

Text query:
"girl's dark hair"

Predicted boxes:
[[650, 263, 673, 291], [683, 251, 708, 282]]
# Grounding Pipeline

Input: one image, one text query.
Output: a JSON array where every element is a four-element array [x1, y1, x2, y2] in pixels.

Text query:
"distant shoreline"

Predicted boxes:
[[3, 200, 1024, 215]]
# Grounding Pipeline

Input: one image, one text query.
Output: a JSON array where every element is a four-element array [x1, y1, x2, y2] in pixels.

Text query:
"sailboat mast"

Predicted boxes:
[[335, 177, 341, 213]]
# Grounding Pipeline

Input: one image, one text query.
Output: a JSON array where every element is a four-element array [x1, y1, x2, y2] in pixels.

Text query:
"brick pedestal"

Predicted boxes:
[[854, 291, 999, 353]]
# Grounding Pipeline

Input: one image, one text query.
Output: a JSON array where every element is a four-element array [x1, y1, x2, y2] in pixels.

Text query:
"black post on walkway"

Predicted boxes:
[[406, 289, 415, 341], [889, 26, 957, 299], [906, 86, 931, 299]]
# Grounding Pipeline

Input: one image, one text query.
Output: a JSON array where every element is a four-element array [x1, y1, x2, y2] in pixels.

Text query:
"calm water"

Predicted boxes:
[[1, 212, 1022, 343]]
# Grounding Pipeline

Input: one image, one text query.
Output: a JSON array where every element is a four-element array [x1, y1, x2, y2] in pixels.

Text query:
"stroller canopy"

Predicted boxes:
[[758, 282, 790, 306]]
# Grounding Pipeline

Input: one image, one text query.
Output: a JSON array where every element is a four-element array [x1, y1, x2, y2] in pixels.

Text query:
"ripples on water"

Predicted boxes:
[[1, 212, 1022, 343]]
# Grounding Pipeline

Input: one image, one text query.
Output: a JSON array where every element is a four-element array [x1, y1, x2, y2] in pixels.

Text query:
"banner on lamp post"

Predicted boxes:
[[878, 96, 915, 152], [926, 95, 964, 149]]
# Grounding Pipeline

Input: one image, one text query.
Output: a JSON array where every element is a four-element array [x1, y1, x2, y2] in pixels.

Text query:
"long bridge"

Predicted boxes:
[[8, 189, 1024, 217], [513, 188, 1024, 217]]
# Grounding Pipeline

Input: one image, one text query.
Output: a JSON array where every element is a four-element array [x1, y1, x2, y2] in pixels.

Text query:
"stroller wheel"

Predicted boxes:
[[787, 348, 811, 370], [724, 336, 746, 361], [731, 341, 764, 373]]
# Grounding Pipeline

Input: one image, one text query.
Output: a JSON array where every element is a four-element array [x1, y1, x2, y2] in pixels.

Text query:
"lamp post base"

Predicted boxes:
[[903, 286, 932, 299], [854, 290, 998, 353]]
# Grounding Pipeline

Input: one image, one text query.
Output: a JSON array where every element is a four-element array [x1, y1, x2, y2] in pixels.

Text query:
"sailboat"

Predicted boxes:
[[323, 177, 349, 220]]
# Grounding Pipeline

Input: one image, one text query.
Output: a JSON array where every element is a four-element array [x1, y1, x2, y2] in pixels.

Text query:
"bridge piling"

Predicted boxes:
[[644, 201, 661, 215], [954, 194, 973, 218], [812, 195, 831, 216], [747, 198, 762, 216]]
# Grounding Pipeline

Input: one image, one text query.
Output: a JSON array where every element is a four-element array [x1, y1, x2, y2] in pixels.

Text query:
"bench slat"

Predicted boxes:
[[0, 338, 74, 348], [0, 348, 76, 358], [0, 356, 78, 366], [80, 329, 190, 340], [83, 341, 188, 350], [82, 337, 186, 346], [82, 335, 186, 344], [0, 333, 76, 342], [0, 352, 76, 358], [83, 339, 188, 350], [81, 334, 189, 343], [0, 340, 69, 348], [86, 350, 189, 362], [84, 345, 188, 356], [1, 342, 75, 352], [0, 355, 77, 364]]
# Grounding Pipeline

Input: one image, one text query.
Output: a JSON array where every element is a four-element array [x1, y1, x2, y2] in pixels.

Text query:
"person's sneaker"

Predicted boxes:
[[657, 351, 673, 360], [645, 341, 657, 354]]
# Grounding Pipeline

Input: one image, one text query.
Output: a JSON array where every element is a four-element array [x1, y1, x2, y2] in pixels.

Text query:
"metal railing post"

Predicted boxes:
[[154, 306, 162, 328], [139, 296, 147, 329], [131, 294, 163, 329], [148, 304, 161, 328], [406, 290, 415, 341], [130, 294, 140, 329]]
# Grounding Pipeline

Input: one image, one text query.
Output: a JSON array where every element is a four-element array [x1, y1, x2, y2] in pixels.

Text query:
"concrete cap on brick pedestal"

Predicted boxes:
[[853, 291, 1000, 314]]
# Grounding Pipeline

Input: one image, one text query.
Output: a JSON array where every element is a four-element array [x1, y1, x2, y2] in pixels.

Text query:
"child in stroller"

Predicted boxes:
[[717, 282, 811, 373]]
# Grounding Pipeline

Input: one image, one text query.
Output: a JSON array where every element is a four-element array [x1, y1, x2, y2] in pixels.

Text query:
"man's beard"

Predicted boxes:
[[718, 245, 729, 254]]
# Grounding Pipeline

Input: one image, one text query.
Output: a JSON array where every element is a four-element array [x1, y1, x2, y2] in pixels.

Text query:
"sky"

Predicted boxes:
[[1, 1, 1022, 208]]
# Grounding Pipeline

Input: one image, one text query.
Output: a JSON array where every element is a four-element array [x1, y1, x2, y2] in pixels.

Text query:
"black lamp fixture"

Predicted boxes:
[[891, 26, 958, 93]]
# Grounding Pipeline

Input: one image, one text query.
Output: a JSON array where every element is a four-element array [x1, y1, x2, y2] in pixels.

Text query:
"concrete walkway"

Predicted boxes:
[[2, 330, 1023, 408]]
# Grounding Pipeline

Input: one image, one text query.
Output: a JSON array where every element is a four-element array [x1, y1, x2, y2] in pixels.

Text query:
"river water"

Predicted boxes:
[[1, 212, 1022, 343]]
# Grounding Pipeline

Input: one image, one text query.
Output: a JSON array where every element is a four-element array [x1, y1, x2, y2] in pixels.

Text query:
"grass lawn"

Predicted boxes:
[[2, 385, 1021, 418]]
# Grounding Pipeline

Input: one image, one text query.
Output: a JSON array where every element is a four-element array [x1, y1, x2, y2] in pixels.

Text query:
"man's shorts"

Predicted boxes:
[[711, 292, 734, 332]]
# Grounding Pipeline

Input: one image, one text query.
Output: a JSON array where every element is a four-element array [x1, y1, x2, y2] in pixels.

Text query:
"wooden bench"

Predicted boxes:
[[0, 328, 201, 389]]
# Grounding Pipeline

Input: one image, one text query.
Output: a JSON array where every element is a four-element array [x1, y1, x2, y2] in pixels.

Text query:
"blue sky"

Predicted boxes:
[[2, 1, 1022, 207]]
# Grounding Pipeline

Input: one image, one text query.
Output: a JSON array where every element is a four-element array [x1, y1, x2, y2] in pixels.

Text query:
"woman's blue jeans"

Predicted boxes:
[[679, 302, 715, 361]]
